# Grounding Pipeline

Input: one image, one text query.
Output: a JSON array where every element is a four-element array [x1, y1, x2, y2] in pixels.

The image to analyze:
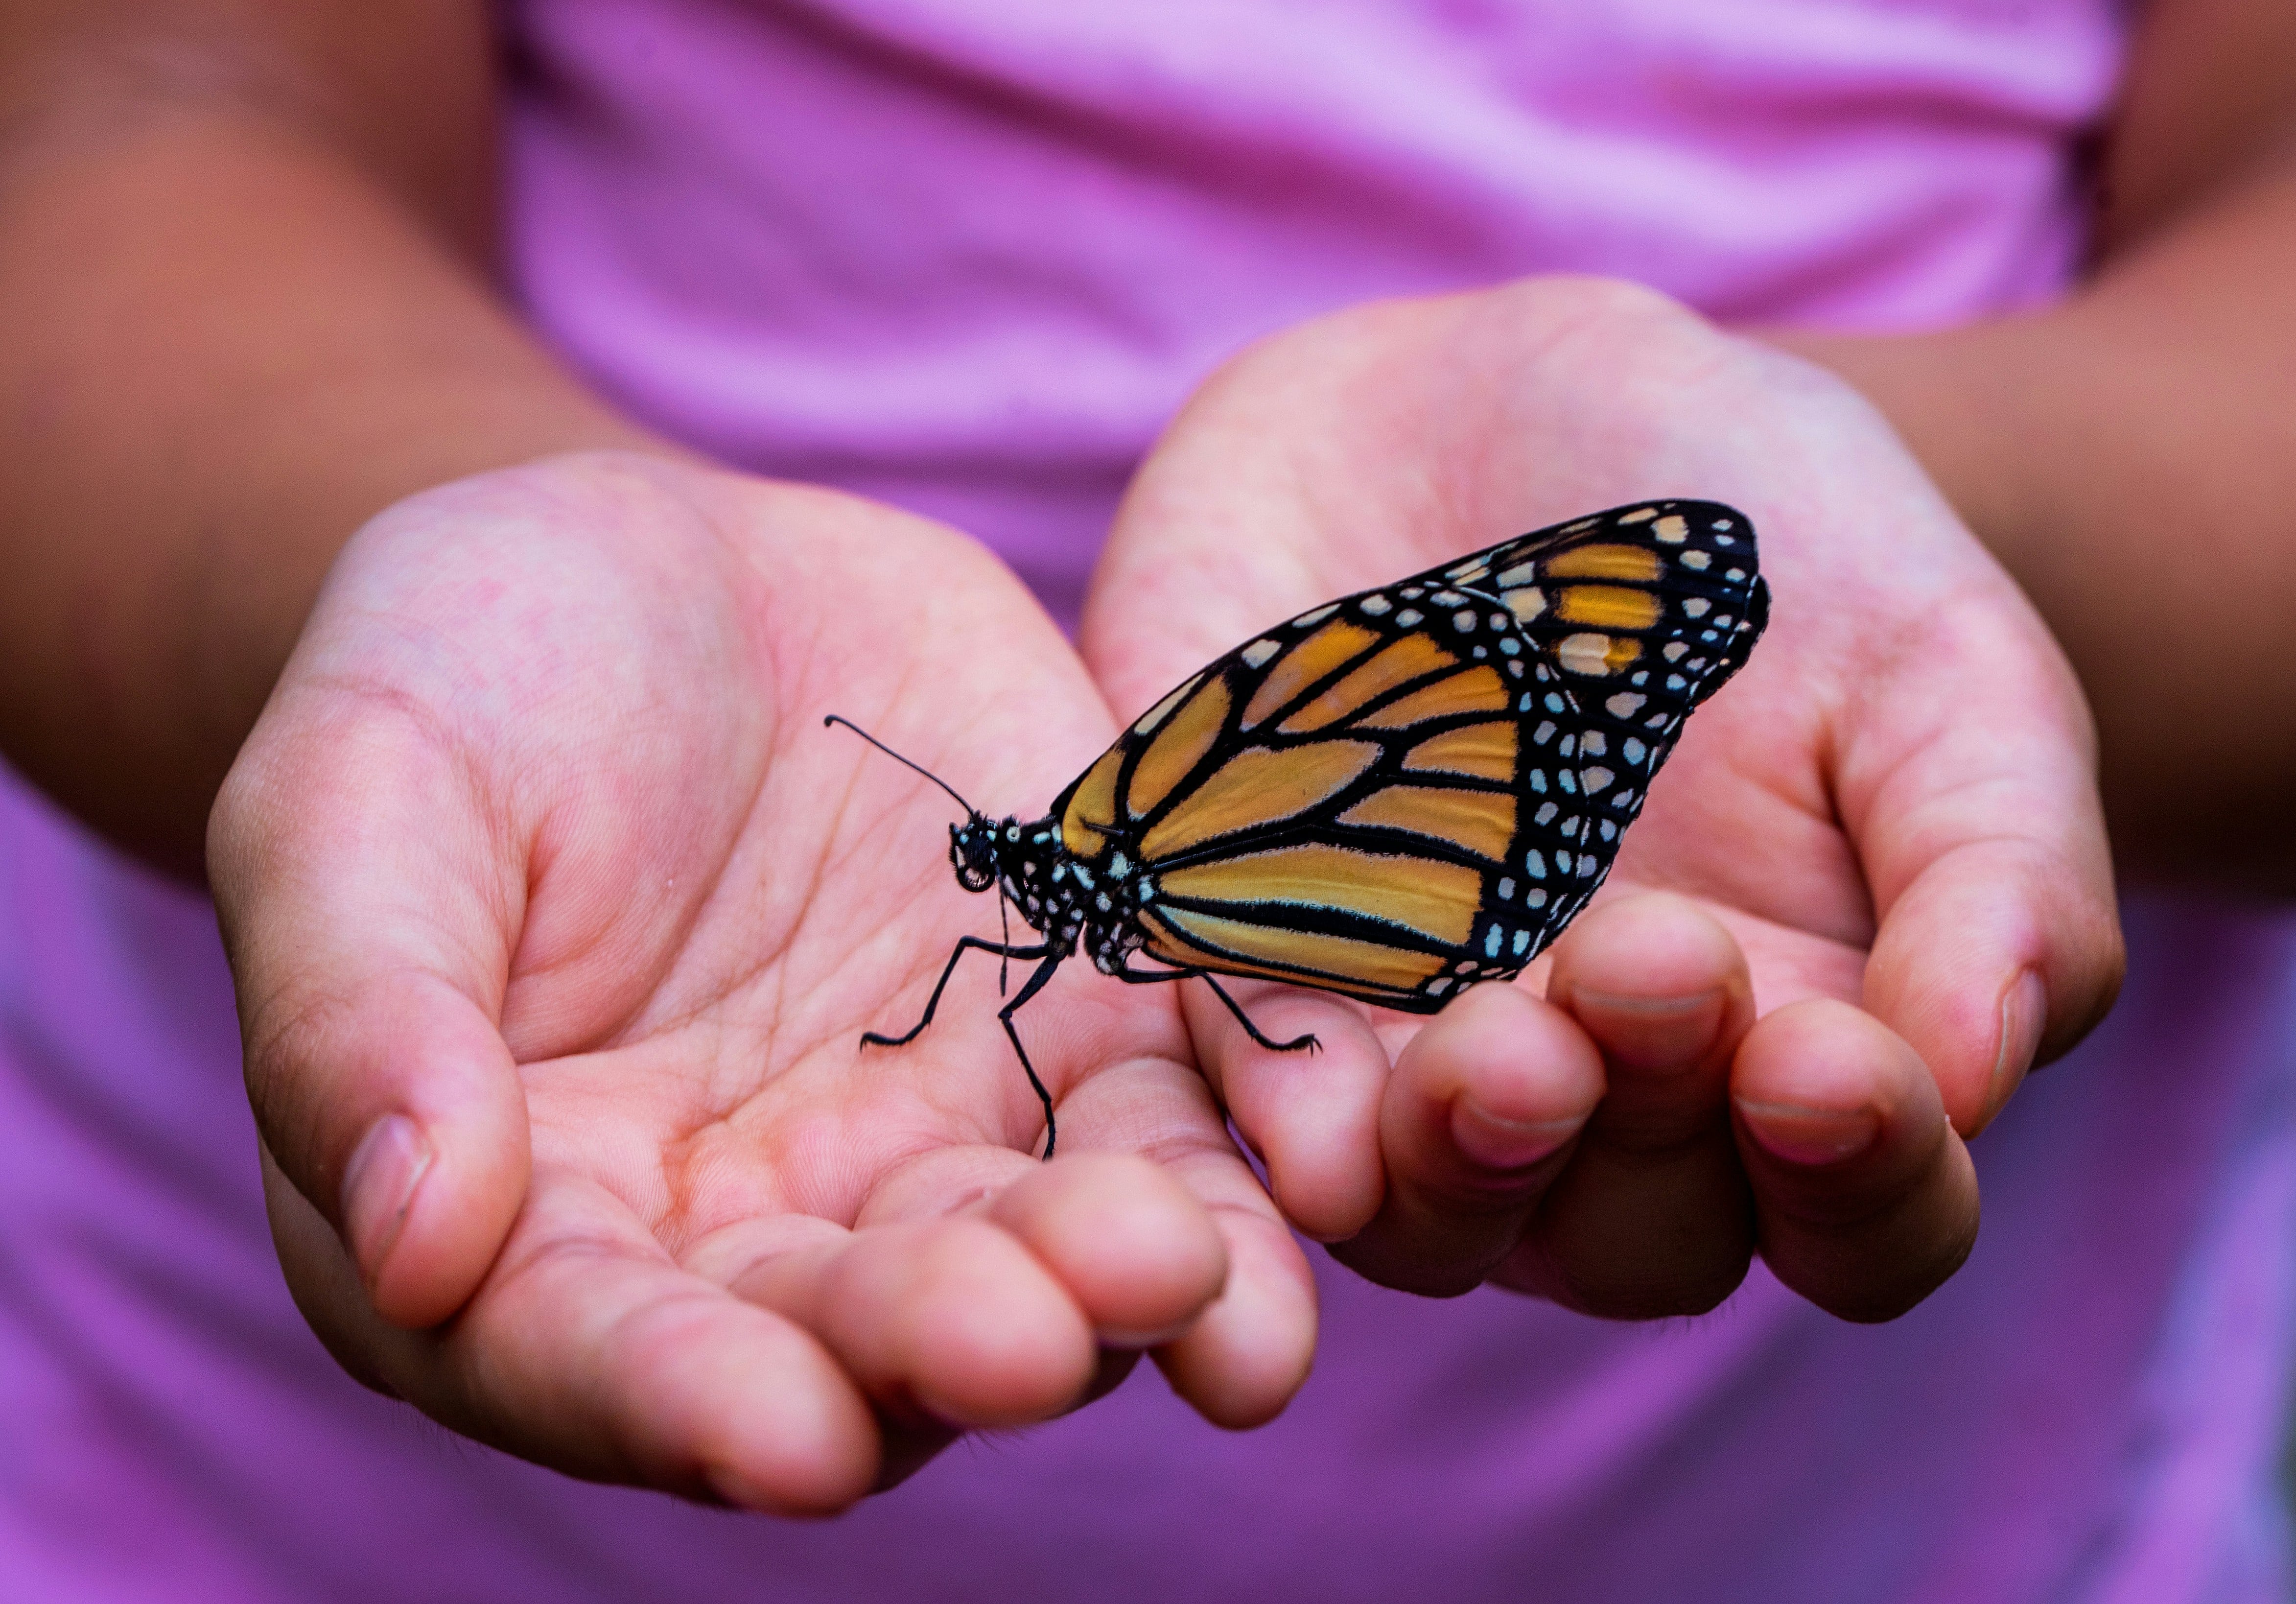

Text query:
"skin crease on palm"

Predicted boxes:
[[1083, 279, 2124, 1319], [213, 456, 1321, 1512]]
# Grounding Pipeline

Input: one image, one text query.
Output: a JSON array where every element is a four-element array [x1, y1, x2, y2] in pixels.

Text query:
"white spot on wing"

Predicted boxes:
[[1606, 692, 1645, 718], [1558, 634, 1615, 676], [1241, 638, 1280, 667]]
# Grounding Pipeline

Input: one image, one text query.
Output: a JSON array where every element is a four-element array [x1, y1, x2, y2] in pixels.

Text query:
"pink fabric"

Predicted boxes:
[[506, 0, 2117, 619], [10, 2, 2296, 1598]]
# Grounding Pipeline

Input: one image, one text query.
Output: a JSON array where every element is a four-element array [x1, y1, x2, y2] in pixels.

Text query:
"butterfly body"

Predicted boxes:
[[842, 498, 1768, 1156], [946, 812, 1154, 977]]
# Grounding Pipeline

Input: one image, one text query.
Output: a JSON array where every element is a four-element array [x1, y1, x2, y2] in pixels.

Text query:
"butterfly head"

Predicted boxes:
[[948, 816, 1003, 893]]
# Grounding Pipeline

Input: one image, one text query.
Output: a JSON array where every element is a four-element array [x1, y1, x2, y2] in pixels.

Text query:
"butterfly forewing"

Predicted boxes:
[[1049, 500, 1767, 1013]]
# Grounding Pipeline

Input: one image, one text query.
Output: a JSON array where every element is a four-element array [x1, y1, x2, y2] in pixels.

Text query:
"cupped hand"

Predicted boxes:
[[209, 452, 1313, 1512], [1082, 279, 2123, 1321]]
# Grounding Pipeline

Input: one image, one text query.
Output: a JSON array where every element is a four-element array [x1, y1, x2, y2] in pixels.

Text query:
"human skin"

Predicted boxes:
[[0, 0, 2288, 1510]]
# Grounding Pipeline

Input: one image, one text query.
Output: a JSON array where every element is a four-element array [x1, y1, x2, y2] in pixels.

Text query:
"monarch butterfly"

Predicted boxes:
[[830, 499, 1767, 1157]]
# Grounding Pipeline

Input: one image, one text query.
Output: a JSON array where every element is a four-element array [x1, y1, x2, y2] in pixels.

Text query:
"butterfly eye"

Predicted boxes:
[[948, 823, 999, 892]]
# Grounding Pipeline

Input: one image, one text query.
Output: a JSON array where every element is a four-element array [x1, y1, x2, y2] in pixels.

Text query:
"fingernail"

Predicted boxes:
[[342, 1114, 433, 1286], [1451, 1101, 1586, 1171], [1735, 1100, 1879, 1167], [1561, 985, 1726, 1074], [1987, 969, 2047, 1125]]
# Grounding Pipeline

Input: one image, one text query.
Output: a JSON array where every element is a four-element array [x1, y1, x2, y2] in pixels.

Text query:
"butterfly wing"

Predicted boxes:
[[1051, 500, 1768, 1012]]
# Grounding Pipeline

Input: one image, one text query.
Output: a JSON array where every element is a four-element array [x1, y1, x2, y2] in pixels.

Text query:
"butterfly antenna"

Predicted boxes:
[[823, 715, 979, 816]]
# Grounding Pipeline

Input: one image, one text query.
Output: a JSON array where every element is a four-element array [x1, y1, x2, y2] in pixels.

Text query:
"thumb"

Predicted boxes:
[[210, 698, 530, 1329]]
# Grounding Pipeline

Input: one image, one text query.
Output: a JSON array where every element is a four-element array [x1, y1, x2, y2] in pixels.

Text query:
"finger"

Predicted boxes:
[[1327, 983, 1602, 1297], [1732, 999, 1979, 1321], [1067, 1065, 1321, 1429], [696, 1145, 1224, 1431], [266, 1152, 880, 1514], [932, 1061, 1318, 1431], [707, 1208, 1097, 1431], [1152, 1203, 1318, 1428], [987, 1152, 1228, 1344], [1842, 591, 2124, 1133], [793, 1018, 1318, 1432], [214, 709, 528, 1329], [1495, 893, 1757, 1317], [1182, 984, 1393, 1241]]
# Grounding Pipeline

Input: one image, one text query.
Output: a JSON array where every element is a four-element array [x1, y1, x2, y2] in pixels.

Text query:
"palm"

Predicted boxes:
[[216, 453, 1309, 1509], [1083, 282, 2120, 1314]]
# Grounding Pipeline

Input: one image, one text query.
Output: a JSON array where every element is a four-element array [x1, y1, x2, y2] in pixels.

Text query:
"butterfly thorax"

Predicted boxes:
[[951, 813, 1152, 974]]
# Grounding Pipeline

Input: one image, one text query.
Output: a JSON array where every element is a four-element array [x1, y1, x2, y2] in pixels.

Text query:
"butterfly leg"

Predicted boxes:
[[997, 953, 1067, 1159], [1197, 973, 1321, 1055], [1114, 961, 1319, 1055], [862, 935, 1051, 1049]]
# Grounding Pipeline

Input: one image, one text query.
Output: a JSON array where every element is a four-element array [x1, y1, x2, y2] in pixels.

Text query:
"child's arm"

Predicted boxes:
[[1777, 0, 2296, 887], [0, 3, 1314, 1509], [0, 2, 653, 873]]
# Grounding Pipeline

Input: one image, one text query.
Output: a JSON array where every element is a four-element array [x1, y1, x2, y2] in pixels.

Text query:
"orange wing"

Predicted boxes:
[[1048, 500, 1767, 1011]]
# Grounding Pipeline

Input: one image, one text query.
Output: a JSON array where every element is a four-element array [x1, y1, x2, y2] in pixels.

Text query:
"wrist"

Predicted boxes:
[[1750, 321, 2046, 573]]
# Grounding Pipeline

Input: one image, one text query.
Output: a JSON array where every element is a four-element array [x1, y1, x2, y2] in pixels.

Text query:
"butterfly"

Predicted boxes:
[[829, 499, 1768, 1157]]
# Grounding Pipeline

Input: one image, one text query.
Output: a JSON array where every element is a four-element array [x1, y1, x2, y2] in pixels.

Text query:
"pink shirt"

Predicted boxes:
[[8, 3, 2294, 1599]]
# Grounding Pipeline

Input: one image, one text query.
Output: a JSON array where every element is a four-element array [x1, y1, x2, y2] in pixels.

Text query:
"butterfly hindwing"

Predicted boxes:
[[1048, 500, 1767, 1013]]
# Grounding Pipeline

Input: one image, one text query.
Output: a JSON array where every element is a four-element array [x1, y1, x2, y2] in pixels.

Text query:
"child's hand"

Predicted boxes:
[[1083, 279, 2123, 1320], [209, 453, 1313, 1510]]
